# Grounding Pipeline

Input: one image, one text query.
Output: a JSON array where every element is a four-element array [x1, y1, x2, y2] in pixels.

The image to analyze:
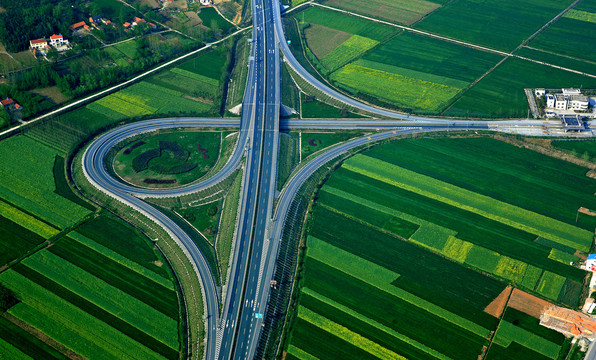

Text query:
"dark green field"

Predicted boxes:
[[530, 2, 596, 64], [444, 58, 596, 117], [301, 99, 364, 119], [415, 0, 574, 51], [197, 8, 235, 34], [514, 47, 596, 76], [285, 136, 587, 360], [0, 212, 181, 359], [362, 32, 503, 85], [299, 7, 398, 42], [551, 140, 596, 162], [300, 131, 364, 158]]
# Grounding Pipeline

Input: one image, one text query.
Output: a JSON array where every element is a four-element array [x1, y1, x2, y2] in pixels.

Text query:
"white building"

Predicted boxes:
[[555, 94, 567, 110], [544, 88, 590, 112], [546, 94, 556, 108], [49, 34, 68, 47], [569, 95, 589, 110], [535, 88, 546, 97], [29, 38, 47, 50], [587, 254, 596, 272], [563, 88, 582, 96]]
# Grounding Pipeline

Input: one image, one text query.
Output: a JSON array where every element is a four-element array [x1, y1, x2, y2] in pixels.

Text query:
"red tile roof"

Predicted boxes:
[[30, 38, 46, 45], [70, 21, 86, 30], [50, 34, 63, 40], [123, 22, 131, 27], [134, 17, 146, 23], [1, 98, 14, 106]]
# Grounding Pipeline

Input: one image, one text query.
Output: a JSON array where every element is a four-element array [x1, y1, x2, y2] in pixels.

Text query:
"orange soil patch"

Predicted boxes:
[[484, 286, 512, 318], [574, 249, 587, 260], [579, 207, 596, 216], [508, 288, 553, 318]]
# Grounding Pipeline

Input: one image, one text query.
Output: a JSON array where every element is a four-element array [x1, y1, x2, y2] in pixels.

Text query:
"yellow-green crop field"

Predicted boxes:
[[330, 63, 461, 111], [320, 35, 379, 72]]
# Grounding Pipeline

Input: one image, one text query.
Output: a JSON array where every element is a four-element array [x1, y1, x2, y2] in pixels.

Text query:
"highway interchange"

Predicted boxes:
[[81, 0, 596, 358]]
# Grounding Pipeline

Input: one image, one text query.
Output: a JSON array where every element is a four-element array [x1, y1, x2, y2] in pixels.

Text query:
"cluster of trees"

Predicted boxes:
[[0, 0, 79, 52], [6, 37, 199, 119]]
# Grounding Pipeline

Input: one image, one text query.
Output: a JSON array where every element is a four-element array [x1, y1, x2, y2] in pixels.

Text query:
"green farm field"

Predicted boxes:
[[300, 131, 364, 158], [300, 7, 396, 74], [0, 213, 181, 360], [76, 47, 229, 121], [0, 136, 92, 229], [514, 47, 596, 76], [285, 136, 588, 359], [444, 58, 596, 117], [299, 7, 398, 42], [529, 0, 596, 63], [26, 46, 230, 156], [300, 99, 364, 119], [289, 1, 596, 118], [198, 7, 235, 33], [551, 140, 596, 162], [113, 130, 221, 188], [415, 0, 575, 51]]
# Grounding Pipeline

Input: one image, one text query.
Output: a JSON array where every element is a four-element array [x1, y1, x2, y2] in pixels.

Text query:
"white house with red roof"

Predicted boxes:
[[49, 34, 68, 47], [30, 34, 70, 54], [0, 98, 21, 112], [29, 38, 48, 50]]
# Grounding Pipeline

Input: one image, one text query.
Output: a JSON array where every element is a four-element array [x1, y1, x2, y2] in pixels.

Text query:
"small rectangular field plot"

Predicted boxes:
[[0, 213, 47, 267], [529, 1, 596, 63], [323, 0, 441, 25], [299, 7, 398, 41], [177, 47, 230, 80], [415, 0, 575, 51], [514, 47, 596, 76], [328, 32, 503, 112], [486, 307, 567, 360], [444, 57, 596, 117], [0, 136, 92, 229]]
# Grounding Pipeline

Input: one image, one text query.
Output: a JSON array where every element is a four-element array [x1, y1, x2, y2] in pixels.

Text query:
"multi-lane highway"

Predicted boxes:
[[80, 0, 596, 359]]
